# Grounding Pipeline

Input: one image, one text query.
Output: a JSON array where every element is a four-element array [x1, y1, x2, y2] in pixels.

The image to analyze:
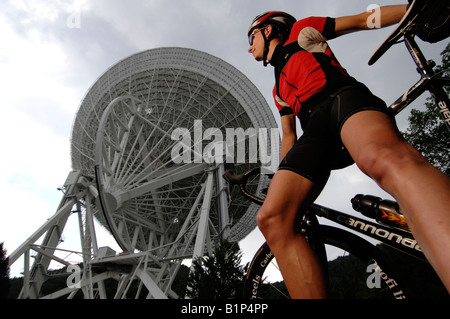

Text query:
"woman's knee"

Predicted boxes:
[[255, 170, 321, 246], [256, 205, 277, 236], [256, 204, 293, 244], [355, 141, 428, 188]]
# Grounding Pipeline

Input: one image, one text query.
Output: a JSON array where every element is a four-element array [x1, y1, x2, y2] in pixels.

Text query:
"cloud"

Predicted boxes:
[[1, 0, 448, 278]]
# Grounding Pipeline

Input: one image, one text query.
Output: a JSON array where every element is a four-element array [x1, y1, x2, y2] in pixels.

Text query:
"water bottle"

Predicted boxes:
[[351, 194, 409, 231]]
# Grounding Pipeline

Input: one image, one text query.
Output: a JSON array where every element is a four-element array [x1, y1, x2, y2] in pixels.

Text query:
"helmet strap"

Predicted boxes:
[[261, 30, 270, 67]]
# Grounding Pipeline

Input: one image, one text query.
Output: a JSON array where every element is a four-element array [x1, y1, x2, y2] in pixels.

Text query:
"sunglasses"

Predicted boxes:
[[248, 28, 265, 45]]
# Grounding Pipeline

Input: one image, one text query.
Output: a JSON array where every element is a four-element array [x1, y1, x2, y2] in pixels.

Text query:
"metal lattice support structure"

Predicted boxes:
[[8, 47, 278, 299]]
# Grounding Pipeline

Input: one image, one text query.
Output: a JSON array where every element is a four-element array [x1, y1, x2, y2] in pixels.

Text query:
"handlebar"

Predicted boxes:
[[223, 167, 266, 205]]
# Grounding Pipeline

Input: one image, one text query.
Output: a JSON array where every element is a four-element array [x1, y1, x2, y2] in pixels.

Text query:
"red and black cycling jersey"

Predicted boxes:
[[271, 16, 358, 117]]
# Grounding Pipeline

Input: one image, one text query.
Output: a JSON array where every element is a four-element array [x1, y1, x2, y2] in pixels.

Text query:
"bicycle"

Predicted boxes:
[[224, 0, 449, 299], [368, 0, 450, 129]]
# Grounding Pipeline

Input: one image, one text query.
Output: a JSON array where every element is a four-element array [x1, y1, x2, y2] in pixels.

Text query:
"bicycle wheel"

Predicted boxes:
[[243, 225, 408, 299]]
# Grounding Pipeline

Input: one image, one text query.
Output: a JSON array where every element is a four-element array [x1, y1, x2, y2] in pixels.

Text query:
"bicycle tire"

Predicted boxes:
[[243, 225, 408, 299]]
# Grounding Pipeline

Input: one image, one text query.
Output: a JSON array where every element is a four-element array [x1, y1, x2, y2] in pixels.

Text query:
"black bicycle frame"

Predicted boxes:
[[389, 32, 450, 131], [225, 167, 428, 263], [306, 203, 427, 262]]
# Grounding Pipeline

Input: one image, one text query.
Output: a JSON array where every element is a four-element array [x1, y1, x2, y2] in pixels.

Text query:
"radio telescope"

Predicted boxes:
[[8, 47, 278, 299]]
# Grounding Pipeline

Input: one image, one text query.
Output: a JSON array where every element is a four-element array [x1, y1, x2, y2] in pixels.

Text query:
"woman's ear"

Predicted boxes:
[[264, 24, 273, 37]]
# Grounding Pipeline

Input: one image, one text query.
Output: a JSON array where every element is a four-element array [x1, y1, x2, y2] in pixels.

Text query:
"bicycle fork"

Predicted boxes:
[[399, 32, 450, 130]]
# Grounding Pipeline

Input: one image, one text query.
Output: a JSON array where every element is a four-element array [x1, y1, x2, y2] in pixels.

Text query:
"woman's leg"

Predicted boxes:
[[256, 170, 327, 298], [341, 110, 450, 292]]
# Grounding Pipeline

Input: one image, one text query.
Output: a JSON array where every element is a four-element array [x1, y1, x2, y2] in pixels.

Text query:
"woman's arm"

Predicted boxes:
[[334, 4, 407, 37]]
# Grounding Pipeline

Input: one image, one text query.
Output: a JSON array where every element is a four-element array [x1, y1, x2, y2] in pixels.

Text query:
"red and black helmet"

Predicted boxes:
[[248, 11, 296, 42], [247, 11, 296, 66]]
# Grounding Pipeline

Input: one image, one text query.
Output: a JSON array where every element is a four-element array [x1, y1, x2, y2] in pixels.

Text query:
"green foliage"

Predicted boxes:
[[326, 245, 447, 299], [402, 42, 450, 176], [403, 102, 450, 175], [327, 254, 372, 299], [185, 239, 248, 299], [171, 264, 189, 298], [0, 243, 10, 299], [376, 244, 448, 298]]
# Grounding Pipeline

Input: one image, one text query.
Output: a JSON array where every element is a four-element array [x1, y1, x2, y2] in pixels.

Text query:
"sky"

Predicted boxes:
[[0, 0, 448, 278]]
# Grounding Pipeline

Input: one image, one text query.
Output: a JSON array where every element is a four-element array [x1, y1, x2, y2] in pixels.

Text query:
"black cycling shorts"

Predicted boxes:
[[278, 82, 389, 188]]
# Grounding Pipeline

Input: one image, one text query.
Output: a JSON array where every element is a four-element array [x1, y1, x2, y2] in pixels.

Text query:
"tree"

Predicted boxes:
[[402, 42, 450, 176], [185, 240, 247, 299], [0, 242, 10, 299]]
